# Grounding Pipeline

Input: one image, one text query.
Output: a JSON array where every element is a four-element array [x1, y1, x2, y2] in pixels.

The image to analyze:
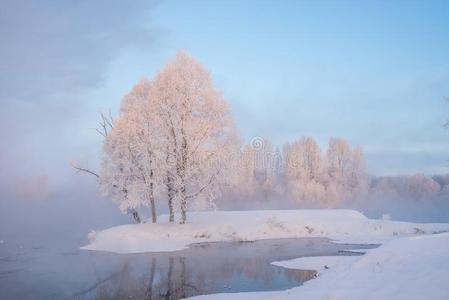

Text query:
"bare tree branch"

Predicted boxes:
[[96, 111, 114, 137], [70, 161, 100, 178], [186, 169, 220, 200]]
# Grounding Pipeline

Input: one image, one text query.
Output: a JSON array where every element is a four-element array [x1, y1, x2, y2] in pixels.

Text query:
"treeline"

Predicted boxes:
[[221, 136, 367, 209], [370, 174, 449, 202], [220, 139, 449, 221]]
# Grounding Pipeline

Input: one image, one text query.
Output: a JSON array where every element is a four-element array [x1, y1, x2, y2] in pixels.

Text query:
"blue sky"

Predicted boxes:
[[1, 0, 449, 189], [100, 0, 449, 175]]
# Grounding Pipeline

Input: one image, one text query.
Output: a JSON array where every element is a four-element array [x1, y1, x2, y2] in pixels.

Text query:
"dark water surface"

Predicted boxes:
[[0, 238, 375, 300]]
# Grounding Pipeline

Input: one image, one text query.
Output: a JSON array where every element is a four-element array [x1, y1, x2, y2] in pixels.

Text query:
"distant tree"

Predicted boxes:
[[237, 144, 258, 196], [407, 174, 440, 200], [284, 137, 326, 205], [254, 138, 278, 195], [326, 138, 353, 185], [231, 137, 282, 203], [368, 173, 444, 222], [325, 138, 367, 205]]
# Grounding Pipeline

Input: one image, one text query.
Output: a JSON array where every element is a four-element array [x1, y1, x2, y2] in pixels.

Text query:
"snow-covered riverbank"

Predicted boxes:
[[81, 209, 449, 299], [190, 233, 449, 300], [81, 209, 449, 253]]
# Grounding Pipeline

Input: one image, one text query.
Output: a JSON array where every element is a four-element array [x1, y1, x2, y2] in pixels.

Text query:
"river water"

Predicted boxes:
[[0, 237, 376, 300]]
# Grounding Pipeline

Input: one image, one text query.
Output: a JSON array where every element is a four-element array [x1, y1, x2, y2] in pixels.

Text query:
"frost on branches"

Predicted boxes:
[[99, 79, 162, 223], [223, 136, 368, 209], [94, 52, 369, 223], [99, 51, 238, 224], [82, 50, 443, 224]]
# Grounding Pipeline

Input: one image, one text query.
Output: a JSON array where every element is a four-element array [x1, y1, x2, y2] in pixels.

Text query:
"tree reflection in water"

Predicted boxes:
[[72, 238, 371, 300], [94, 256, 203, 300]]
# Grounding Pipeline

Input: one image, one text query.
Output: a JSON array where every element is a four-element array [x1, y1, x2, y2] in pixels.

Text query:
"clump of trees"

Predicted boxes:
[[74, 51, 449, 224], [224, 136, 367, 209], [369, 174, 447, 202], [89, 51, 237, 224], [220, 135, 449, 221], [74, 52, 373, 223]]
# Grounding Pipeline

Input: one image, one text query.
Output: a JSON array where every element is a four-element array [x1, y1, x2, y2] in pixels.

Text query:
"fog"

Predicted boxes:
[[214, 175, 449, 223], [0, 176, 120, 251], [0, 0, 159, 249], [1, 0, 449, 256]]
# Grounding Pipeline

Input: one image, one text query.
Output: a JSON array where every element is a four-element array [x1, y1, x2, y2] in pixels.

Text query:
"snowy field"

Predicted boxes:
[[81, 209, 449, 300], [190, 233, 449, 300], [82, 209, 449, 253]]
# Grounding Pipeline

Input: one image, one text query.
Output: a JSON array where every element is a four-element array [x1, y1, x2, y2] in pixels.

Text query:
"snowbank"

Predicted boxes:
[[190, 233, 449, 300], [81, 209, 449, 254]]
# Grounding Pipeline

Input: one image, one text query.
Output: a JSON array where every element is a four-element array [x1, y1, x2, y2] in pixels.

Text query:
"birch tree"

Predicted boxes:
[[72, 112, 143, 224], [284, 137, 325, 204], [149, 51, 237, 223], [237, 144, 258, 196], [325, 138, 367, 205], [99, 79, 163, 223]]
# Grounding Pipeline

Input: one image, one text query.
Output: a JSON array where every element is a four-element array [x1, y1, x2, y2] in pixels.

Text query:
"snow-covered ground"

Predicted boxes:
[[82, 209, 449, 299], [190, 233, 449, 300], [82, 209, 449, 253]]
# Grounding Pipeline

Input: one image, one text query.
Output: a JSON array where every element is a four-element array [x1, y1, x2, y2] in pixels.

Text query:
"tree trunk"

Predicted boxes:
[[165, 143, 176, 222], [166, 175, 175, 222], [180, 183, 187, 224], [130, 208, 141, 224], [149, 183, 157, 223], [126, 190, 141, 224], [147, 160, 157, 224], [177, 170, 187, 224], [178, 135, 188, 224], [166, 257, 174, 300], [180, 257, 186, 298], [145, 257, 156, 300]]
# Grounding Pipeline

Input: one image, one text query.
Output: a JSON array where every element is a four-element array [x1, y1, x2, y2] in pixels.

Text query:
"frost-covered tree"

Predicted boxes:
[[407, 174, 440, 200], [232, 138, 281, 202], [72, 112, 143, 224], [280, 137, 368, 208], [149, 51, 238, 223], [237, 144, 258, 196], [99, 79, 163, 223], [284, 137, 326, 204], [286, 137, 322, 183], [96, 52, 237, 224], [325, 138, 367, 205], [99, 116, 142, 221], [326, 138, 353, 184], [257, 138, 277, 186]]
